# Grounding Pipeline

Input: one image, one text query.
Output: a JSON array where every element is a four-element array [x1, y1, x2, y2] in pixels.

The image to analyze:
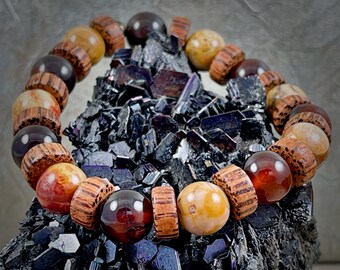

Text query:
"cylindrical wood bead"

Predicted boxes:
[[170, 16, 191, 47], [21, 143, 74, 190], [259, 70, 285, 94], [212, 164, 258, 220], [70, 177, 115, 230], [151, 186, 179, 239]]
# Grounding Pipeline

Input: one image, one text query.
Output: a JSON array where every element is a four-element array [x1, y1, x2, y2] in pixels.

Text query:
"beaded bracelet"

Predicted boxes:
[[10, 11, 331, 267]]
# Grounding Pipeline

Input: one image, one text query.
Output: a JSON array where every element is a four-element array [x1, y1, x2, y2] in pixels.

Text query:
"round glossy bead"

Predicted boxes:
[[11, 125, 59, 167], [229, 59, 270, 79], [31, 55, 77, 92], [12, 89, 61, 123], [185, 29, 225, 70], [125, 12, 167, 46], [36, 163, 86, 214], [177, 181, 230, 236], [100, 190, 153, 244], [282, 122, 329, 167], [244, 151, 292, 204], [63, 26, 105, 64]]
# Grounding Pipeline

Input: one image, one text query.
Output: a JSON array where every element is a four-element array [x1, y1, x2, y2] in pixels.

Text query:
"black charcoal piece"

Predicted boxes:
[[241, 109, 256, 118], [81, 165, 113, 180], [104, 240, 117, 264], [129, 112, 146, 142], [32, 248, 65, 270], [203, 238, 228, 264], [32, 226, 64, 247], [138, 128, 157, 156], [170, 158, 194, 191], [113, 48, 132, 65], [201, 111, 245, 137], [186, 130, 209, 151], [154, 97, 175, 115], [154, 133, 181, 164], [240, 118, 262, 141], [150, 69, 189, 98], [110, 58, 125, 69], [48, 233, 80, 253], [119, 180, 139, 189], [116, 65, 153, 88], [151, 114, 179, 141], [151, 245, 181, 270], [125, 239, 158, 266], [84, 151, 115, 167], [206, 128, 237, 153], [109, 141, 131, 156], [112, 168, 133, 185], [4, 242, 23, 269], [116, 155, 137, 169], [116, 105, 131, 139], [64, 258, 78, 270], [245, 204, 281, 229], [83, 239, 100, 257]]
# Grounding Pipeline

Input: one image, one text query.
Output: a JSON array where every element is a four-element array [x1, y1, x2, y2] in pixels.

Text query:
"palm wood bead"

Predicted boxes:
[[259, 70, 285, 94], [170, 16, 191, 47]]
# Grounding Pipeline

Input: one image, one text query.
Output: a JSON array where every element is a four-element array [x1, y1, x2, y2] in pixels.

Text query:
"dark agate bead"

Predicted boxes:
[[31, 55, 77, 92], [100, 190, 153, 244], [229, 59, 270, 79], [11, 125, 59, 167], [244, 151, 292, 204], [125, 12, 167, 46], [289, 103, 332, 128]]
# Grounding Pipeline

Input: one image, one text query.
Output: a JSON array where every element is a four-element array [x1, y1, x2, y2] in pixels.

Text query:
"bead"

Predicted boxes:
[[284, 112, 331, 142], [25, 72, 69, 110], [70, 177, 115, 230], [63, 26, 105, 64], [12, 89, 61, 123], [31, 55, 77, 92], [170, 16, 191, 47], [12, 107, 61, 139], [90, 16, 125, 56], [229, 59, 270, 79], [243, 151, 292, 204], [21, 143, 74, 190], [36, 163, 86, 214], [125, 12, 167, 46], [209, 44, 245, 84], [282, 122, 329, 167], [177, 182, 229, 236], [212, 164, 258, 219], [100, 190, 153, 244], [289, 103, 332, 129], [185, 29, 225, 70], [151, 186, 179, 239], [11, 125, 59, 168], [268, 137, 317, 186], [259, 70, 285, 94], [50, 41, 92, 81]]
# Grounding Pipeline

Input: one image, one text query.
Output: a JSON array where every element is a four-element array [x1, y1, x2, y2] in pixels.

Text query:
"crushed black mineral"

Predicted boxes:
[[0, 32, 319, 270]]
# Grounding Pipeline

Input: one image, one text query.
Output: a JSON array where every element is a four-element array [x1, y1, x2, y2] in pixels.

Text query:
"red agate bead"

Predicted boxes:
[[244, 151, 292, 204], [100, 190, 153, 244], [229, 59, 270, 79]]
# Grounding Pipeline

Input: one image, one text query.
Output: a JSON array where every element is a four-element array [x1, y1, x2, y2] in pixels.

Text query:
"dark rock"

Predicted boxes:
[[154, 133, 181, 164], [203, 238, 228, 264], [32, 226, 64, 247], [84, 151, 115, 167], [81, 165, 113, 180], [125, 239, 158, 266], [104, 240, 117, 264], [64, 258, 78, 270], [112, 168, 133, 185], [116, 65, 153, 88], [32, 248, 65, 270], [112, 48, 133, 65], [151, 114, 179, 141], [206, 128, 237, 153], [186, 130, 209, 151], [138, 128, 157, 156], [151, 245, 181, 270]]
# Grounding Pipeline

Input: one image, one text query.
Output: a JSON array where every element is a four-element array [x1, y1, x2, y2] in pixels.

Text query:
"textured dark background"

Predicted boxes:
[[0, 0, 339, 265]]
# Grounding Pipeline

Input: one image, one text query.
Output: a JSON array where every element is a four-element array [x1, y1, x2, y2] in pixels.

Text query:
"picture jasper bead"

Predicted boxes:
[[12, 107, 61, 139], [151, 186, 179, 239], [50, 41, 92, 81], [209, 44, 245, 84], [282, 122, 329, 167], [36, 163, 86, 214], [63, 26, 105, 65], [259, 70, 285, 94], [228, 59, 270, 79], [268, 137, 317, 186], [71, 177, 115, 230], [12, 89, 61, 123], [31, 54, 77, 92], [170, 16, 191, 47], [11, 125, 59, 168], [185, 29, 225, 70], [212, 164, 258, 220], [25, 72, 69, 110], [21, 143, 74, 190], [90, 16, 125, 56], [177, 181, 230, 236]]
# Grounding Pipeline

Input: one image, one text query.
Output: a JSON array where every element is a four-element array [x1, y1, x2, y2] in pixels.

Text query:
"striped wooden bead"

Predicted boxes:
[[151, 186, 179, 239], [209, 44, 245, 85], [25, 72, 69, 110], [12, 107, 61, 139], [170, 16, 191, 47], [268, 137, 317, 187], [259, 70, 285, 94], [90, 16, 125, 56], [212, 164, 258, 220], [50, 41, 92, 81], [21, 143, 74, 190], [70, 177, 115, 230]]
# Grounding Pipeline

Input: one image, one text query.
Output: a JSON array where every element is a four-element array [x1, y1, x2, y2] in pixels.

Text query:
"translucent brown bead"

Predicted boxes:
[[212, 164, 258, 220], [151, 186, 179, 239], [25, 72, 69, 110], [71, 177, 115, 230], [268, 137, 317, 187], [170, 16, 191, 47], [209, 44, 245, 84], [50, 41, 92, 81], [21, 143, 74, 190], [90, 16, 125, 56], [259, 70, 285, 94]]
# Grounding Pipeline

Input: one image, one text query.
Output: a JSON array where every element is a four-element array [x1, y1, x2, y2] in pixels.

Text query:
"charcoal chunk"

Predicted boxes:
[[151, 246, 181, 270], [32, 248, 65, 270], [84, 151, 115, 167], [203, 238, 228, 264], [125, 239, 158, 266], [154, 133, 181, 164], [152, 114, 179, 141], [81, 165, 113, 180]]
